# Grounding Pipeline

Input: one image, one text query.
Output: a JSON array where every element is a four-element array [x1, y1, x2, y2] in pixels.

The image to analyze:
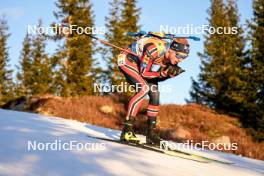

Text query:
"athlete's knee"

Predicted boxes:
[[128, 90, 149, 117], [134, 81, 149, 94]]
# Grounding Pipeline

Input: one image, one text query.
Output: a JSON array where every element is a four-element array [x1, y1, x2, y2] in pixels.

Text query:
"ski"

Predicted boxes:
[[87, 135, 210, 163], [148, 143, 234, 164], [162, 144, 234, 165], [87, 135, 234, 164]]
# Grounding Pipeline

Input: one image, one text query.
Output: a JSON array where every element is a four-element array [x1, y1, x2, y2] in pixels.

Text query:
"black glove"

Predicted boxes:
[[167, 65, 185, 77]]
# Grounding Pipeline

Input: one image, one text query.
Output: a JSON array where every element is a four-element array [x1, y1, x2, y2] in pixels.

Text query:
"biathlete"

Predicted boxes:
[[117, 33, 190, 144]]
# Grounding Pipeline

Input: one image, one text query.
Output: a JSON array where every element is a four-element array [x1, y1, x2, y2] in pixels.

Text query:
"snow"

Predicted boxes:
[[0, 109, 263, 176]]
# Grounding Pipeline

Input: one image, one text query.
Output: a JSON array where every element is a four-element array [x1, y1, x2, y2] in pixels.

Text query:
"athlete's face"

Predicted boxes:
[[167, 49, 188, 65]]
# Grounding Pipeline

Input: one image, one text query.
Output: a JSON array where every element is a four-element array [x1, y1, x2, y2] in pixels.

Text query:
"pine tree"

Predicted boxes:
[[103, 0, 140, 90], [54, 0, 96, 96], [30, 19, 53, 95], [244, 0, 264, 141], [120, 0, 141, 47], [104, 0, 126, 86], [49, 46, 67, 96], [16, 33, 32, 96], [189, 0, 230, 107], [189, 0, 245, 114], [251, 0, 264, 110], [0, 17, 14, 106], [221, 0, 246, 114]]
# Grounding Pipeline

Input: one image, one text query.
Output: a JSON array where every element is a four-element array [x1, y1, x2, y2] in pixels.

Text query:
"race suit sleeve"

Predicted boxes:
[[140, 43, 162, 79]]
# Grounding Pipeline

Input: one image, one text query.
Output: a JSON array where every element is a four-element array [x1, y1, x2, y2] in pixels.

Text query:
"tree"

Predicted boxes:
[[244, 0, 264, 141], [189, 0, 264, 141], [16, 33, 32, 96], [54, 0, 96, 96], [120, 0, 141, 47], [189, 0, 246, 115], [0, 17, 14, 106], [49, 46, 67, 96], [189, 0, 231, 106], [104, 0, 126, 86], [30, 19, 54, 95], [220, 0, 246, 114], [103, 0, 141, 90]]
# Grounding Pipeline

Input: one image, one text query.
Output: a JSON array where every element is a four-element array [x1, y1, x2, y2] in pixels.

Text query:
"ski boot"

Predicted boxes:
[[146, 117, 162, 145], [120, 117, 140, 143]]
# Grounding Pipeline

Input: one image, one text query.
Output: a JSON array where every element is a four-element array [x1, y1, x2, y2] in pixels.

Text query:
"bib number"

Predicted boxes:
[[117, 54, 126, 66]]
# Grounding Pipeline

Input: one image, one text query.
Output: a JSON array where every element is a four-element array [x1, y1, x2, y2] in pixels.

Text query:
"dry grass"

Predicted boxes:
[[158, 104, 264, 159], [27, 94, 127, 129], [25, 94, 264, 160]]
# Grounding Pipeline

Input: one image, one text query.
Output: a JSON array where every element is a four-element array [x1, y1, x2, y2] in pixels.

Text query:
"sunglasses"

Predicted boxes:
[[175, 52, 188, 60], [170, 41, 190, 54]]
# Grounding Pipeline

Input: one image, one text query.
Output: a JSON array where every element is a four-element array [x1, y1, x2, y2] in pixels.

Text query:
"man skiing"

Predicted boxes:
[[118, 33, 190, 144]]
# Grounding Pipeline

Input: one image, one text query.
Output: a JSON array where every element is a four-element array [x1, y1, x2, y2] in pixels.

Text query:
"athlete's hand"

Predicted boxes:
[[160, 65, 185, 78], [159, 66, 170, 78], [168, 65, 185, 77]]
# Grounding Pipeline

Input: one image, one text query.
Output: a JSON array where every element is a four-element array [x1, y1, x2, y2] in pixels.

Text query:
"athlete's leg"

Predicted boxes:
[[147, 81, 160, 119], [146, 81, 162, 144], [118, 54, 149, 142], [119, 57, 149, 120]]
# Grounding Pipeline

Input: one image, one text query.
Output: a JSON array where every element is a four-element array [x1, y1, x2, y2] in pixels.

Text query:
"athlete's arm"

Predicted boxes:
[[140, 43, 162, 79]]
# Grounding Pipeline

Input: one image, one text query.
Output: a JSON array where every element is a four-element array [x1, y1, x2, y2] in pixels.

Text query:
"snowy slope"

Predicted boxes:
[[0, 109, 263, 176]]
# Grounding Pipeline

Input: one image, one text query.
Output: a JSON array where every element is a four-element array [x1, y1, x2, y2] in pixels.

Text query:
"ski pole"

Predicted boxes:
[[57, 24, 200, 56], [86, 34, 140, 57], [59, 23, 139, 57]]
